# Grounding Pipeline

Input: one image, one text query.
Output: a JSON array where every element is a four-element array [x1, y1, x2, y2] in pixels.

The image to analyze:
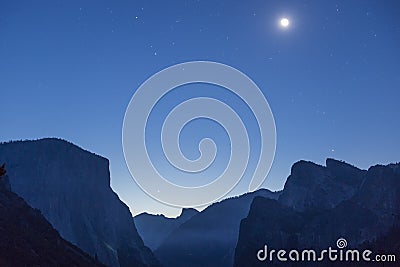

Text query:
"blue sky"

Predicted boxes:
[[1, 0, 399, 217]]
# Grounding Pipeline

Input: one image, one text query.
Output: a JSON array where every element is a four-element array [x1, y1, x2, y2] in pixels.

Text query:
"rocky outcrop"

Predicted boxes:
[[0, 139, 159, 267], [234, 161, 400, 267], [155, 189, 280, 267], [278, 159, 365, 212], [134, 208, 199, 251], [0, 174, 105, 267]]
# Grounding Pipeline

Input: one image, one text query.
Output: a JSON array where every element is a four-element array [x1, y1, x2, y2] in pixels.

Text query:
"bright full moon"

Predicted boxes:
[[280, 18, 290, 27]]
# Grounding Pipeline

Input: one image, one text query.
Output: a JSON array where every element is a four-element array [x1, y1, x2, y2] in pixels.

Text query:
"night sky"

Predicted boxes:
[[1, 0, 399, 217]]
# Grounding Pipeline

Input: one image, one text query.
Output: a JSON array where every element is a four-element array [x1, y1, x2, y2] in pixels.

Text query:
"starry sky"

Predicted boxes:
[[1, 0, 399, 217]]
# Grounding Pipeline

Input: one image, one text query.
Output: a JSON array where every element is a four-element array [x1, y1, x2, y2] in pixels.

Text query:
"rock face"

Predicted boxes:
[[278, 159, 365, 212], [234, 197, 304, 267], [155, 189, 280, 267], [0, 174, 105, 267], [234, 161, 400, 267], [0, 139, 159, 267], [134, 208, 199, 251]]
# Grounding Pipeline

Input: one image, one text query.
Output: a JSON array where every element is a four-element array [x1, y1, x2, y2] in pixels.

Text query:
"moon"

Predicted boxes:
[[280, 18, 290, 28]]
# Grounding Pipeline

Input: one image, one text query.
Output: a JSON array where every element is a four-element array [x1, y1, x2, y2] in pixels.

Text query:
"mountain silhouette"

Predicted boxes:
[[155, 189, 280, 267], [278, 159, 365, 212], [2, 138, 398, 267], [0, 172, 105, 267], [0, 139, 159, 267], [134, 208, 199, 251], [234, 160, 400, 267]]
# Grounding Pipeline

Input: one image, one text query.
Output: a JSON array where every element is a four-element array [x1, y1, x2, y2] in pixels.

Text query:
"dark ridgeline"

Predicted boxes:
[[0, 139, 160, 267], [1, 137, 398, 267], [0, 164, 105, 267], [154, 189, 281, 267], [234, 159, 400, 267], [278, 159, 366, 212], [134, 208, 199, 251]]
